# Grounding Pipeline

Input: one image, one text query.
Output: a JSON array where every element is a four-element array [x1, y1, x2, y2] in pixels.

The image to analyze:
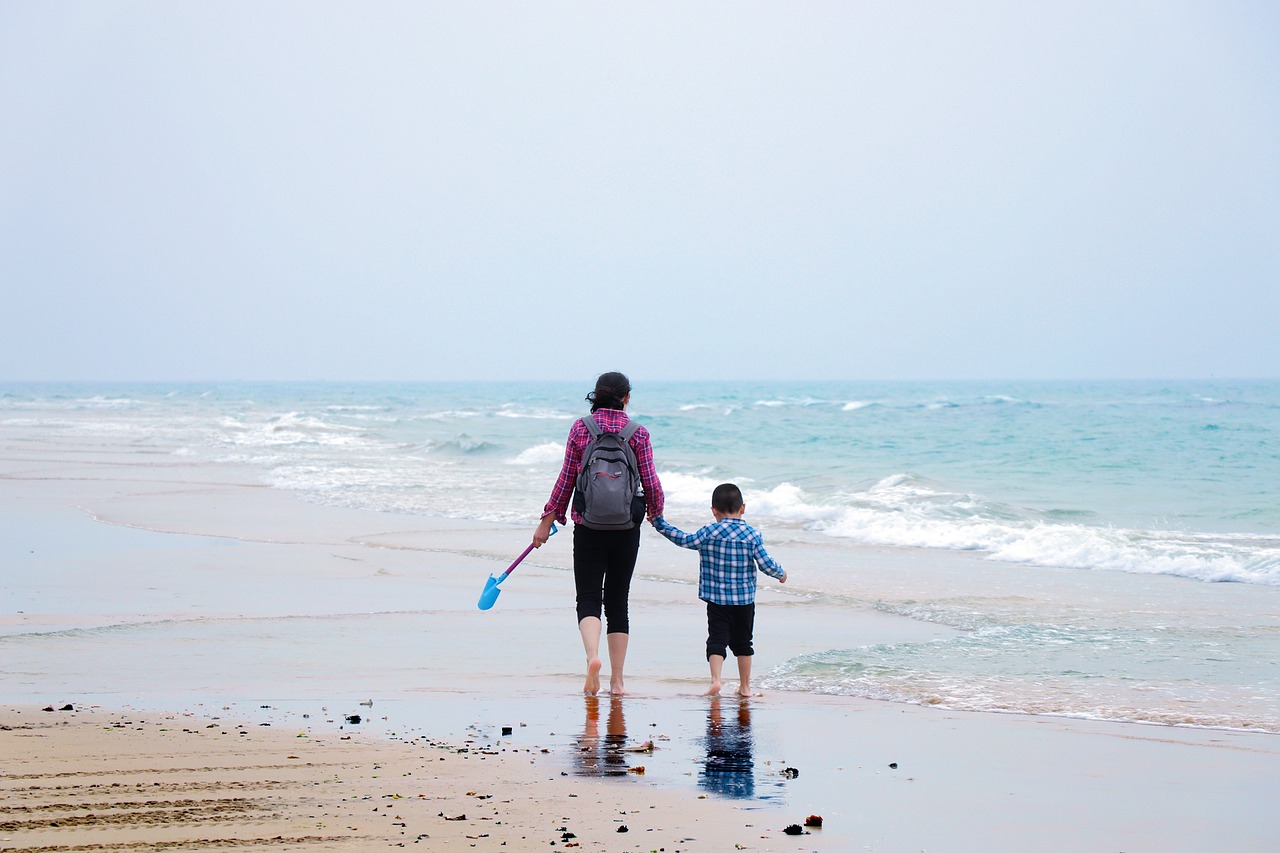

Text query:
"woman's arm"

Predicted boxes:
[[632, 426, 664, 520], [534, 420, 587, 545]]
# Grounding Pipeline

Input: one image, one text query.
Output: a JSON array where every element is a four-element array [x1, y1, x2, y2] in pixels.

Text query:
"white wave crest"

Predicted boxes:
[[659, 477, 842, 527], [75, 395, 144, 409], [745, 483, 842, 523], [658, 471, 726, 508], [809, 482, 1280, 585], [508, 442, 564, 466], [496, 405, 575, 420], [213, 411, 374, 449], [754, 397, 828, 408]]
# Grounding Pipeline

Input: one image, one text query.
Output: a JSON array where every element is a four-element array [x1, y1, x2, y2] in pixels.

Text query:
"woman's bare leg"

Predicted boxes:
[[607, 632, 628, 695], [580, 616, 603, 694]]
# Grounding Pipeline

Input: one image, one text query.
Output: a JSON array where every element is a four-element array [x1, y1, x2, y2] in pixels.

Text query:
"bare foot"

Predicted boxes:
[[737, 685, 754, 697], [705, 680, 723, 696], [609, 677, 627, 696], [584, 657, 602, 695]]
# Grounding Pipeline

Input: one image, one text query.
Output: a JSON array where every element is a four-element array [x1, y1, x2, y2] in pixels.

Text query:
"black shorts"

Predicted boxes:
[[705, 601, 755, 659]]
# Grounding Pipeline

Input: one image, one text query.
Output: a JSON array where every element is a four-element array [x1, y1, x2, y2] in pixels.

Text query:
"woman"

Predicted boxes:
[[533, 372, 664, 695]]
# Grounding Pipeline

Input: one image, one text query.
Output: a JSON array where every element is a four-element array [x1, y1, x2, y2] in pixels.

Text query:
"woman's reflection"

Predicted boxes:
[[700, 695, 754, 798], [575, 695, 630, 776]]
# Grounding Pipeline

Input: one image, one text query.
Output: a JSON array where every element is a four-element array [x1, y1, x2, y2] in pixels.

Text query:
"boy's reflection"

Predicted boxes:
[[700, 695, 755, 798], [575, 695, 630, 776]]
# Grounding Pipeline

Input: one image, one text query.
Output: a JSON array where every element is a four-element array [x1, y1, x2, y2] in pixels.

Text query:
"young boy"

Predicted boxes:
[[653, 483, 787, 696]]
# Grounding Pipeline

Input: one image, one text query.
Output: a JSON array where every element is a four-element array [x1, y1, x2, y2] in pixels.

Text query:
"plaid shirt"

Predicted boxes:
[[653, 516, 785, 605], [542, 408, 664, 525]]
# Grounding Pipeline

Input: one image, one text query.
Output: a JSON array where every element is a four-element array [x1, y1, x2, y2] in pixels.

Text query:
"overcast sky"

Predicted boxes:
[[2, 2, 1277, 382]]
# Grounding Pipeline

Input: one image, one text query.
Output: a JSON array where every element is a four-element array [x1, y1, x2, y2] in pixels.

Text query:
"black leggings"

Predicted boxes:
[[573, 524, 641, 634]]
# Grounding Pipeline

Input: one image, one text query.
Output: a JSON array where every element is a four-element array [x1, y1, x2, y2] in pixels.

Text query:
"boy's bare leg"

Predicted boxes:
[[707, 654, 725, 695], [736, 655, 753, 697], [579, 617, 603, 695], [607, 632, 628, 695]]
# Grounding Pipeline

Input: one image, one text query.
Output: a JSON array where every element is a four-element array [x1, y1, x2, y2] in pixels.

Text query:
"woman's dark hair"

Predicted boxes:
[[586, 371, 632, 412]]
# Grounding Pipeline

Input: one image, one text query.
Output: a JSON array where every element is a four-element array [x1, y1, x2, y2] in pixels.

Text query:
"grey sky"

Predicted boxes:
[[3, 2, 1277, 382]]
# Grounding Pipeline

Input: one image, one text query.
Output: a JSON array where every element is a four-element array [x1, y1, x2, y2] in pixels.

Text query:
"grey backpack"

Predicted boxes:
[[572, 415, 645, 530]]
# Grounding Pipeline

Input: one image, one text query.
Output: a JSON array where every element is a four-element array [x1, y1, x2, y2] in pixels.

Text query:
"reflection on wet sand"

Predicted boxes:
[[575, 695, 632, 777], [700, 695, 755, 798]]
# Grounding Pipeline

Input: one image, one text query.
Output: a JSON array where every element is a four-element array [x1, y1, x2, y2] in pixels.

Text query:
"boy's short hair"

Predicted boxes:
[[712, 483, 744, 514]]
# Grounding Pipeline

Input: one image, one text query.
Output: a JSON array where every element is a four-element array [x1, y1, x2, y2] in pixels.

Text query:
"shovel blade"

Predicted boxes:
[[477, 574, 502, 610]]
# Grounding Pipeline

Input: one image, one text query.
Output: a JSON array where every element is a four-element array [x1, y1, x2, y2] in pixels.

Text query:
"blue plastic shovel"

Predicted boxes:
[[477, 523, 557, 610]]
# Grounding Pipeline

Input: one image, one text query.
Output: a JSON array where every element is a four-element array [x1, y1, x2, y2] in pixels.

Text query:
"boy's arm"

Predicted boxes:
[[653, 516, 702, 550], [751, 535, 787, 582]]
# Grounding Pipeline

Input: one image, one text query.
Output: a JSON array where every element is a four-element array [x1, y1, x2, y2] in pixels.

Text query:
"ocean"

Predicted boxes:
[[3, 379, 1278, 732]]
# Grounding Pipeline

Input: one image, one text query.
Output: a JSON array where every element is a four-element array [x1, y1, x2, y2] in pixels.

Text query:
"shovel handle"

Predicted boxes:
[[500, 523, 558, 581], [499, 542, 536, 580]]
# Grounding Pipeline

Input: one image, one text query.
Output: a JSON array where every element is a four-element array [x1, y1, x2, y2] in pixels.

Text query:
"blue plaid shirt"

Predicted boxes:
[[653, 516, 785, 605]]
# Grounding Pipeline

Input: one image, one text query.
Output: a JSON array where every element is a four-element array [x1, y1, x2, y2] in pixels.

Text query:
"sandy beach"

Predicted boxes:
[[6, 693, 1279, 852], [3, 702, 799, 852], [3, 414, 1279, 852]]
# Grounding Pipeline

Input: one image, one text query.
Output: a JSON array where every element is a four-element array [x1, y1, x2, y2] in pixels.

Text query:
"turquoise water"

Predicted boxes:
[[6, 379, 1276, 581], [3, 379, 1278, 730]]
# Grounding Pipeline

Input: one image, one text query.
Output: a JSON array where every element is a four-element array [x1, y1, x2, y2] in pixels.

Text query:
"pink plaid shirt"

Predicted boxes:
[[542, 408, 664, 525]]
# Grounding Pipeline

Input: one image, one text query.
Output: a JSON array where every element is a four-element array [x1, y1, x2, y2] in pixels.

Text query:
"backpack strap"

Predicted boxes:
[[582, 414, 639, 443]]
